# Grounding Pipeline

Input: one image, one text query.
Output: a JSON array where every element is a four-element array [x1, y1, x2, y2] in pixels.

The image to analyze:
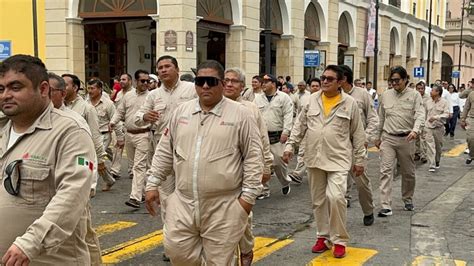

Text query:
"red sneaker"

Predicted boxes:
[[333, 244, 346, 258], [311, 238, 329, 253]]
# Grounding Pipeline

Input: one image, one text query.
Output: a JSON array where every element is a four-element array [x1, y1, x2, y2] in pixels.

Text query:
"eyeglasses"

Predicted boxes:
[[223, 78, 241, 85], [139, 79, 151, 84], [388, 78, 401, 84], [3, 159, 22, 196], [195, 76, 222, 87], [320, 76, 338, 83]]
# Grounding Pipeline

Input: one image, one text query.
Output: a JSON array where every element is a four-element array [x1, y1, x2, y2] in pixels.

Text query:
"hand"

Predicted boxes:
[[280, 134, 288, 144], [461, 121, 467, 130], [97, 162, 106, 176], [238, 198, 252, 215], [109, 123, 116, 130], [144, 110, 160, 123], [352, 165, 364, 177], [364, 142, 368, 149], [261, 173, 271, 184], [282, 151, 293, 164], [116, 139, 125, 149], [2, 244, 30, 266], [406, 131, 417, 142], [374, 139, 381, 149], [145, 190, 160, 217], [428, 117, 435, 122]]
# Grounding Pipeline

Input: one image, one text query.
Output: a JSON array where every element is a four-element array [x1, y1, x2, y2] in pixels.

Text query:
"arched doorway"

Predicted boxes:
[[259, 0, 283, 75], [337, 13, 350, 65], [197, 0, 233, 68], [420, 36, 427, 67], [389, 28, 399, 67], [79, 0, 157, 84], [441, 52, 453, 83], [406, 32, 414, 65], [304, 2, 321, 81]]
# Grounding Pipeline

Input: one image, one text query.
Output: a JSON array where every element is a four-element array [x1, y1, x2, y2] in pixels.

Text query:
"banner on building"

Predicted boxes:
[[365, 0, 376, 57]]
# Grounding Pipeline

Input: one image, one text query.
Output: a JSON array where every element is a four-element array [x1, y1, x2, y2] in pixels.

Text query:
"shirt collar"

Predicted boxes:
[[192, 97, 226, 117]]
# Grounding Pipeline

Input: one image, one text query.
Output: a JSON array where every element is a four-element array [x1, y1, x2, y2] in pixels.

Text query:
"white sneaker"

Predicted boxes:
[[428, 167, 436, 172], [464, 148, 470, 154]]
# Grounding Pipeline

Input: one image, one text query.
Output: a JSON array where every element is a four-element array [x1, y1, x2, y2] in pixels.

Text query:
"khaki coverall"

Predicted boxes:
[[135, 80, 196, 209], [146, 98, 263, 265], [424, 98, 450, 168], [285, 91, 366, 246], [415, 94, 431, 160], [254, 91, 293, 194], [111, 89, 150, 202], [345, 86, 379, 215], [290, 90, 311, 179], [461, 92, 474, 159], [241, 87, 255, 102], [0, 104, 95, 264], [237, 98, 273, 254], [376, 88, 425, 210]]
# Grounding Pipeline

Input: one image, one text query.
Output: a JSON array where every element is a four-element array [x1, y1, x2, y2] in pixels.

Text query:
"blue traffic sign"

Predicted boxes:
[[0, 41, 11, 61], [304, 50, 320, 67], [413, 67, 424, 78], [452, 71, 460, 78]]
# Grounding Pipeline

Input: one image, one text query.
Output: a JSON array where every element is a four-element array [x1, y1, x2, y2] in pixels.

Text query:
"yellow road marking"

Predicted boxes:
[[412, 256, 466, 266], [367, 147, 379, 152], [307, 247, 377, 265], [94, 221, 137, 237], [443, 143, 467, 157], [101, 230, 164, 264], [253, 237, 294, 262]]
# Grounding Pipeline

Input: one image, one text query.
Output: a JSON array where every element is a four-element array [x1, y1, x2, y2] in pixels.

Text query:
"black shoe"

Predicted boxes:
[[435, 162, 440, 169], [414, 154, 420, 161], [282, 185, 291, 195], [162, 253, 170, 262], [420, 158, 427, 164], [288, 173, 302, 184], [404, 203, 414, 211], [466, 158, 473, 165], [363, 214, 374, 226], [257, 193, 270, 200], [112, 174, 121, 180], [125, 199, 140, 208], [346, 199, 351, 208], [377, 209, 393, 217]]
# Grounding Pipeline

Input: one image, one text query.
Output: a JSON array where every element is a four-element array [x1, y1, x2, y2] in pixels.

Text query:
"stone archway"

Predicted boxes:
[[389, 27, 400, 67], [442, 51, 453, 83], [303, 1, 322, 81], [337, 12, 352, 65]]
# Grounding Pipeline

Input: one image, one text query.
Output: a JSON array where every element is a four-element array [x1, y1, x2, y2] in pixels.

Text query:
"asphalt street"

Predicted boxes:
[[91, 126, 473, 265]]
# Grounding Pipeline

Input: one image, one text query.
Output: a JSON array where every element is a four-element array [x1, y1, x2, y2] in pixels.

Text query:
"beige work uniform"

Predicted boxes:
[[424, 98, 450, 167], [0, 104, 95, 264], [241, 87, 255, 102], [377, 88, 425, 209], [285, 91, 366, 246], [146, 98, 263, 265], [254, 91, 293, 193], [415, 93, 431, 160], [461, 92, 474, 158], [290, 90, 311, 179], [111, 87, 134, 177], [111, 89, 150, 202], [135, 80, 196, 204], [345, 86, 379, 215], [237, 98, 273, 254]]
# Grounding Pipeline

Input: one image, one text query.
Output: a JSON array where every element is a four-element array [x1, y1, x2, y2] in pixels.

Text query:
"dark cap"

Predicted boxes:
[[263, 74, 277, 83]]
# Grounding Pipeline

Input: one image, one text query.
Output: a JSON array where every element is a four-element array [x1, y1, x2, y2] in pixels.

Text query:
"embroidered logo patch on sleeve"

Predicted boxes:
[[78, 156, 94, 171]]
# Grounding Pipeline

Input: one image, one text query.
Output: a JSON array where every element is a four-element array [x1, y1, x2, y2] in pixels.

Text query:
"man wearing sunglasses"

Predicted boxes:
[[145, 60, 262, 265], [110, 69, 151, 209], [375, 66, 425, 217], [0, 55, 96, 264], [254, 74, 294, 198], [283, 65, 366, 258]]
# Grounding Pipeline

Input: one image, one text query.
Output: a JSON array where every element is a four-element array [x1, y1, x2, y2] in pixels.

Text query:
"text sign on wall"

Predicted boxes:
[[304, 50, 320, 67], [0, 41, 12, 61]]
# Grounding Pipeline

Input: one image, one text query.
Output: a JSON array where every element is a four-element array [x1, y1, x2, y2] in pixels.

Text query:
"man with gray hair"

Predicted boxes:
[[223, 67, 273, 266]]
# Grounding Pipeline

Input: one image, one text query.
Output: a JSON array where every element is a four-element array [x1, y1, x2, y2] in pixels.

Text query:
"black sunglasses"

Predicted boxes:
[[195, 76, 222, 87], [4, 159, 22, 196], [320, 75, 338, 83], [139, 79, 151, 84]]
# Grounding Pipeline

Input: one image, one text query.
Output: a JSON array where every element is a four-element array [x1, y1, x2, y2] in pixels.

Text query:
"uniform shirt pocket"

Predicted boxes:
[[333, 111, 351, 135], [205, 147, 239, 193], [18, 163, 51, 206]]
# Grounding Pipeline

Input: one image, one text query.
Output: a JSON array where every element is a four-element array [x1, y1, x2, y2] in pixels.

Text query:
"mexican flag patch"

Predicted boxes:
[[78, 156, 94, 171]]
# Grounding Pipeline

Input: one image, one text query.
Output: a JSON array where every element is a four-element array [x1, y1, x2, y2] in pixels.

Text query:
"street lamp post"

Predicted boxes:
[[373, 0, 379, 92], [426, 0, 433, 86], [457, 0, 466, 89], [264, 0, 272, 74], [32, 0, 38, 57]]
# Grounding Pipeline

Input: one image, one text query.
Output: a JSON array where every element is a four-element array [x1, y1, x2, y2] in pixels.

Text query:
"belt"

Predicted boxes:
[[388, 132, 411, 137], [101, 131, 110, 135], [127, 128, 150, 134]]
